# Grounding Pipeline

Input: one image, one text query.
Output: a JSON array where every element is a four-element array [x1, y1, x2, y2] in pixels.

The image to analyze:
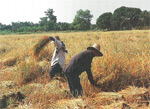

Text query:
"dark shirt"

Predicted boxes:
[[64, 50, 98, 86]]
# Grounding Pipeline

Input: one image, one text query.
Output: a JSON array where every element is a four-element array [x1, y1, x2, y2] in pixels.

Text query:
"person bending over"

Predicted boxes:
[[64, 43, 103, 97]]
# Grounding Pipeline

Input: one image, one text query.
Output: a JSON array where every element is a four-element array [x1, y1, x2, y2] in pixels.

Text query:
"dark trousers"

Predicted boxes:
[[49, 63, 62, 79], [65, 73, 83, 98]]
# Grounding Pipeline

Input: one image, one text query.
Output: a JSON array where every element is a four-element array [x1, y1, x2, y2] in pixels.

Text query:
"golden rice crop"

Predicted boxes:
[[0, 30, 150, 108]]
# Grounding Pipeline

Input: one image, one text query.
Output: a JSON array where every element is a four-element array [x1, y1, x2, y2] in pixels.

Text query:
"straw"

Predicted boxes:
[[30, 36, 51, 60]]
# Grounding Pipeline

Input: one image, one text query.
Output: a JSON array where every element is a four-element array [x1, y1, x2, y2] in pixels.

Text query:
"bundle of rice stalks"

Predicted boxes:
[[30, 36, 51, 60], [17, 60, 45, 85]]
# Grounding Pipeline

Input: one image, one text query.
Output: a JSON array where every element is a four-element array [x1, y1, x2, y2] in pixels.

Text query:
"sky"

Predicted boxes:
[[0, 0, 149, 25]]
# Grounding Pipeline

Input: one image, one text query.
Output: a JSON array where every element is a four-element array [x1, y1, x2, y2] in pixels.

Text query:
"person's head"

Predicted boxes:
[[87, 43, 103, 57], [55, 36, 60, 41]]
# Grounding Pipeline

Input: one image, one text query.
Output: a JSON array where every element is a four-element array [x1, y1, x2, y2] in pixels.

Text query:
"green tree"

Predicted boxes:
[[96, 12, 112, 30], [56, 22, 70, 31], [11, 21, 38, 33], [111, 6, 141, 30], [139, 10, 150, 27], [39, 8, 57, 31], [90, 24, 97, 30], [72, 9, 93, 30], [125, 7, 142, 28], [44, 9, 57, 23]]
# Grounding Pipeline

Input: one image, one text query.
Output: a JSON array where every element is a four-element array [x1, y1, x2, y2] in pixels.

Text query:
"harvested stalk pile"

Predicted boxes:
[[3, 57, 18, 66]]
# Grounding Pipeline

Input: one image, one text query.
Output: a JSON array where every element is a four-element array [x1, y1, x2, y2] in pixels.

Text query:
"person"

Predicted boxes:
[[48, 36, 68, 79], [64, 43, 103, 98]]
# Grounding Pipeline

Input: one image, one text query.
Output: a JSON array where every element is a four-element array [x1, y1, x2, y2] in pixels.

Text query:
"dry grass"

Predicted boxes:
[[3, 57, 18, 66], [0, 30, 150, 108]]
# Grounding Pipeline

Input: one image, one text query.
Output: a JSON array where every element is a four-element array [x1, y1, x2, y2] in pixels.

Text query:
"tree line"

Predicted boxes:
[[0, 6, 150, 34]]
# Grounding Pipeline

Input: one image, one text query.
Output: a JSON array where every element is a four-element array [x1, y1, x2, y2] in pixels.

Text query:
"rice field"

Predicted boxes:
[[0, 30, 150, 108]]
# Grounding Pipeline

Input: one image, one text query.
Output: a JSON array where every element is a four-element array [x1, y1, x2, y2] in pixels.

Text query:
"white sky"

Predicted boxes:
[[0, 0, 149, 25]]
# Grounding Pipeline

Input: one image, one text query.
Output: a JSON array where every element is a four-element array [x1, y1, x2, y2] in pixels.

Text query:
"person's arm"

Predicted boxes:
[[49, 36, 62, 49], [86, 68, 99, 87]]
